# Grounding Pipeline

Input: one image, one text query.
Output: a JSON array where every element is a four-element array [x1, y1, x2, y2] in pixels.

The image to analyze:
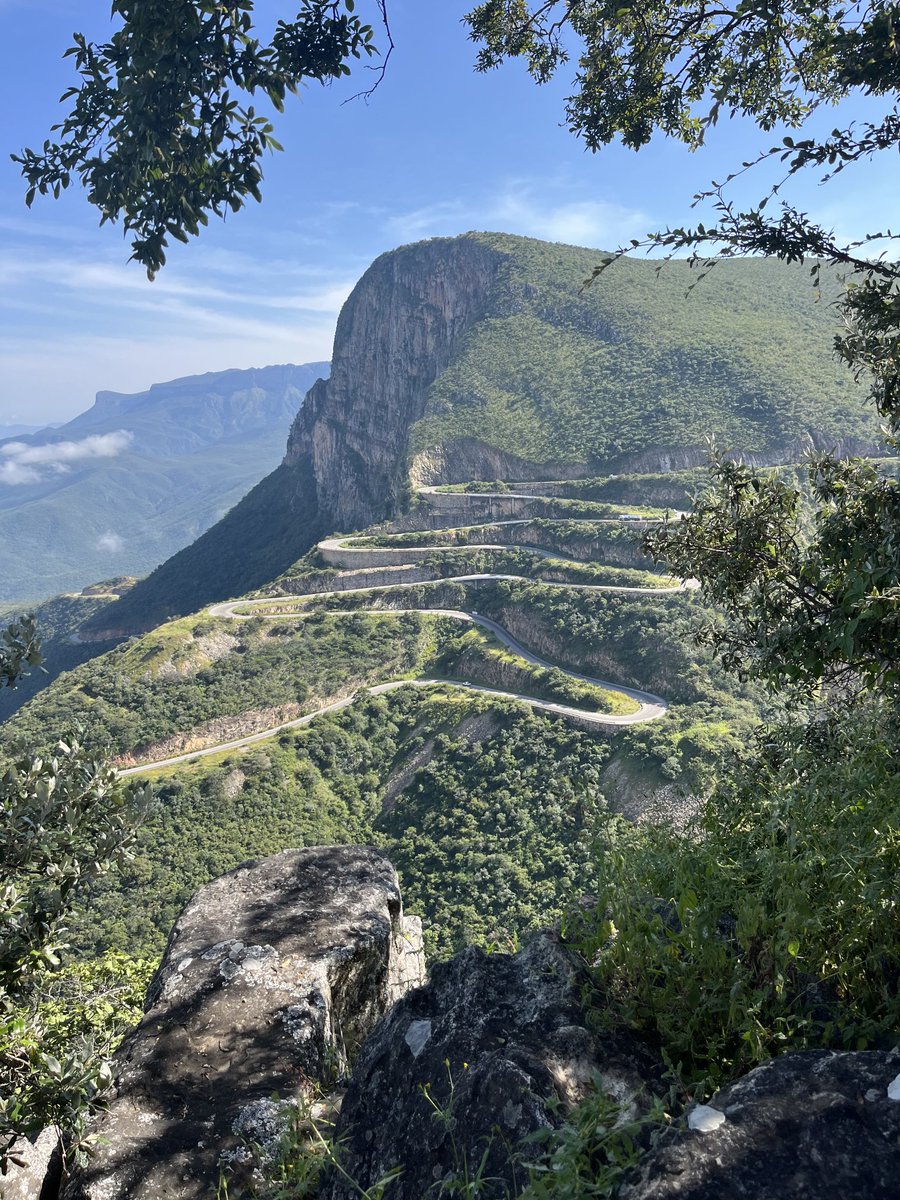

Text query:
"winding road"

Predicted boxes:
[[120, 490, 691, 778]]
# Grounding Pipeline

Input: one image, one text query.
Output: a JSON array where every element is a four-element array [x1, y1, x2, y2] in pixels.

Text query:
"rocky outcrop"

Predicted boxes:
[[0, 1128, 62, 1200], [64, 847, 425, 1200], [286, 239, 503, 531], [600, 754, 700, 830], [605, 431, 882, 477], [52, 854, 900, 1200], [621, 1049, 900, 1199], [410, 437, 585, 488], [322, 932, 664, 1200]]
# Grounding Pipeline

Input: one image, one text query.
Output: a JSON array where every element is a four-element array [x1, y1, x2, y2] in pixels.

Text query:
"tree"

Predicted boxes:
[[467, 0, 867, 148], [0, 625, 150, 1165], [11, 0, 899, 802], [0, 616, 41, 690], [14, 0, 390, 278], [468, 1, 900, 695], [464, 4, 900, 1105], [642, 453, 900, 692]]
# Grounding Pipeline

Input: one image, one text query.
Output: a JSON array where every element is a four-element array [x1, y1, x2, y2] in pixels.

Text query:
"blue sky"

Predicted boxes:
[[2, 0, 898, 424]]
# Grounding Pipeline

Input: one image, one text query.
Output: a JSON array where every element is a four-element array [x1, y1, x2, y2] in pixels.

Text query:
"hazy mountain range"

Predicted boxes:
[[0, 362, 328, 603]]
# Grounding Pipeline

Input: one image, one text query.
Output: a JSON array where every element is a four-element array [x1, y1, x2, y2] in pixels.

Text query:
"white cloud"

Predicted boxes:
[[494, 194, 649, 248], [0, 181, 647, 425], [0, 431, 133, 484], [96, 531, 125, 552], [386, 183, 651, 250], [0, 461, 40, 485]]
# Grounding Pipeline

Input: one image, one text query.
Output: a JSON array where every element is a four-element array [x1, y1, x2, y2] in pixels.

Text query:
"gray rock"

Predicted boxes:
[[64, 846, 425, 1200], [0, 1128, 62, 1200], [323, 932, 664, 1200], [621, 1049, 900, 1199]]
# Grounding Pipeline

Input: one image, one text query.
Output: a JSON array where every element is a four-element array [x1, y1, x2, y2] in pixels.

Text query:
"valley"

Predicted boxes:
[[0, 362, 328, 604], [0, 235, 839, 970], [118, 488, 683, 776], [3, 468, 761, 965], [4, 0, 900, 1183], [4, 230, 895, 1200]]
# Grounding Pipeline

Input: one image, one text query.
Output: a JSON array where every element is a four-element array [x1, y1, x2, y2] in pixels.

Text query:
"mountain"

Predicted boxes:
[[0, 362, 328, 603], [0, 423, 52, 439], [92, 232, 876, 632], [3, 234, 894, 1198]]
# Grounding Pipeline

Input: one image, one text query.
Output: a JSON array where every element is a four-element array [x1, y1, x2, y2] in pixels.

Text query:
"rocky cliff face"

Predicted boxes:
[[64, 847, 424, 1200], [83, 232, 883, 633], [285, 237, 503, 531], [52, 852, 900, 1200], [604, 430, 882, 476]]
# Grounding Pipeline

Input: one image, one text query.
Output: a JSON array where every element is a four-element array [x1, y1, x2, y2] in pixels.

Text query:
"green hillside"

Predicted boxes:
[[3, 482, 764, 964], [5, 234, 890, 1193], [68, 691, 614, 960], [87, 236, 876, 635], [413, 234, 873, 468]]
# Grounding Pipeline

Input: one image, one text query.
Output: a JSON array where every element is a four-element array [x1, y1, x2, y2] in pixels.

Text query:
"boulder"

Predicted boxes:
[[0, 1128, 62, 1200], [323, 932, 664, 1199], [621, 1049, 900, 1199], [64, 845, 425, 1200]]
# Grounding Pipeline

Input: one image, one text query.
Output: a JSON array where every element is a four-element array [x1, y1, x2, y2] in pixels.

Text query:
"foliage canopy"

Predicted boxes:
[[0, 622, 150, 1162], [468, 0, 867, 148], [14, 0, 386, 276]]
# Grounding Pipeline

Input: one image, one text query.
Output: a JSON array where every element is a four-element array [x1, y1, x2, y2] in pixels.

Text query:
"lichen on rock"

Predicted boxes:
[[321, 931, 664, 1200], [63, 845, 424, 1200]]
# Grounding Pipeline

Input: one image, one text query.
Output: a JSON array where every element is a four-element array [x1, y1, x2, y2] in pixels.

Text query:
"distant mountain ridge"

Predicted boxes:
[[0, 423, 52, 440], [0, 362, 328, 602]]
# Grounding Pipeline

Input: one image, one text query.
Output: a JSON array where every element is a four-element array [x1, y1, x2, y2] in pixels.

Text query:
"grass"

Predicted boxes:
[[431, 624, 641, 715]]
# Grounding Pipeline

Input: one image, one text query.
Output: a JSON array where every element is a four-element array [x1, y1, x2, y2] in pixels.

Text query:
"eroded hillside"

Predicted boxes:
[[89, 233, 876, 632]]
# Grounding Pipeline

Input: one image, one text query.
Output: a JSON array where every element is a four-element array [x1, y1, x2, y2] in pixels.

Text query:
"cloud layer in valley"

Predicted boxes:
[[0, 430, 132, 484], [95, 531, 125, 552]]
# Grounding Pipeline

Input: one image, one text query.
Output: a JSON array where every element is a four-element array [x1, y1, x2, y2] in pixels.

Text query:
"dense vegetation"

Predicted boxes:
[[579, 700, 900, 1093], [3, 488, 762, 982], [2, 610, 438, 762], [70, 688, 613, 960], [2, 592, 642, 766], [412, 236, 875, 470], [280, 572, 763, 737]]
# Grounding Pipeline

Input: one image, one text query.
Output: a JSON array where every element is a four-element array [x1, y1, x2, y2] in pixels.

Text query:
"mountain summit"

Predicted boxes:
[[95, 232, 876, 630]]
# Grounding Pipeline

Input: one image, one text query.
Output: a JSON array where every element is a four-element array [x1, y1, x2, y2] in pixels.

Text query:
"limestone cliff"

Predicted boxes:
[[86, 232, 881, 631], [285, 236, 503, 530], [85, 237, 503, 631]]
